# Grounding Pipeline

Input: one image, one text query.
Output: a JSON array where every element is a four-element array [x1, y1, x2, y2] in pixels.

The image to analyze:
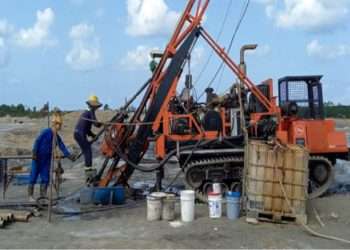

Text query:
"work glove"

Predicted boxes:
[[85, 168, 97, 184], [89, 132, 97, 139], [95, 122, 103, 128]]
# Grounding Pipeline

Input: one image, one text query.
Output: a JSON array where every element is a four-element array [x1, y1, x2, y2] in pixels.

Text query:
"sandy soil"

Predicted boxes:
[[1, 155, 350, 249], [0, 111, 115, 156]]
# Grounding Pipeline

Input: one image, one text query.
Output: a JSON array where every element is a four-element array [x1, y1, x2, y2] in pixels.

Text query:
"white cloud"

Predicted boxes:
[[191, 47, 204, 67], [306, 39, 350, 59], [120, 45, 159, 70], [120, 44, 205, 71], [0, 19, 14, 37], [66, 23, 101, 71], [258, 0, 350, 32], [0, 20, 13, 67], [126, 0, 180, 37], [15, 8, 56, 48], [69, 23, 94, 40]]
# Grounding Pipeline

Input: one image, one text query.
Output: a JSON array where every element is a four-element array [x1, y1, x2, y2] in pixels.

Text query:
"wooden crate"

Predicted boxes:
[[245, 140, 309, 224]]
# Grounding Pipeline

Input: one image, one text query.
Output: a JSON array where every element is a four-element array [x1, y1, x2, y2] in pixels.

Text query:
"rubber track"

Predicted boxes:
[[184, 156, 244, 202], [308, 156, 334, 199]]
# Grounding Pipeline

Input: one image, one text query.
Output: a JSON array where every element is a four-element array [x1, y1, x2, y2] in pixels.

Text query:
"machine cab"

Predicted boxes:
[[278, 75, 324, 119]]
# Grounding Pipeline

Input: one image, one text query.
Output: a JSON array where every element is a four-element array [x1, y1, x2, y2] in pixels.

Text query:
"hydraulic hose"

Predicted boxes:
[[115, 139, 218, 172], [164, 139, 203, 190]]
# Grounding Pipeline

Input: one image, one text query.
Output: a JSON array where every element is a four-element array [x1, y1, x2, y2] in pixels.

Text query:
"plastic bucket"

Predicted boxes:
[[80, 187, 95, 205], [208, 192, 222, 218], [180, 190, 195, 222], [147, 195, 163, 221], [212, 183, 222, 194], [93, 187, 111, 205], [162, 193, 176, 221], [226, 191, 241, 220], [111, 186, 125, 205]]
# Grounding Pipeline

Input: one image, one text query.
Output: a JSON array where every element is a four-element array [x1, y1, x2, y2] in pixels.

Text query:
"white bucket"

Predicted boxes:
[[147, 194, 163, 221], [212, 183, 222, 194], [208, 192, 222, 218], [162, 193, 176, 221], [180, 190, 195, 222]]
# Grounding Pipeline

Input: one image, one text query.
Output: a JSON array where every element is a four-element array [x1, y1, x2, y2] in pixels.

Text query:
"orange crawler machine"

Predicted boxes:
[[95, 0, 348, 200]]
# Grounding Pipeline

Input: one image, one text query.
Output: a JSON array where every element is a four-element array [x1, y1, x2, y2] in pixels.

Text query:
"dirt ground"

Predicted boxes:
[[1, 158, 350, 249], [0, 110, 115, 156], [1, 113, 350, 248]]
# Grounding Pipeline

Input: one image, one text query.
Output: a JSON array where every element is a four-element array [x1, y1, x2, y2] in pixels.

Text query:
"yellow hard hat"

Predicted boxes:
[[51, 113, 63, 125], [86, 95, 102, 108]]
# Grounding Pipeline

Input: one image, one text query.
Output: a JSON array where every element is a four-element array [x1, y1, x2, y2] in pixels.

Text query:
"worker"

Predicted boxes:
[[28, 113, 74, 201], [74, 95, 102, 181], [205, 87, 218, 104]]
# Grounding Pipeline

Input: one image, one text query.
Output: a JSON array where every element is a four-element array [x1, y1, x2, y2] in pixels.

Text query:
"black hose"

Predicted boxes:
[[164, 139, 203, 190], [115, 139, 217, 172]]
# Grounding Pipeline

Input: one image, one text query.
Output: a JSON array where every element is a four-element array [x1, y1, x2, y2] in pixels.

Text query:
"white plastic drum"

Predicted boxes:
[[208, 192, 222, 218], [180, 190, 195, 222]]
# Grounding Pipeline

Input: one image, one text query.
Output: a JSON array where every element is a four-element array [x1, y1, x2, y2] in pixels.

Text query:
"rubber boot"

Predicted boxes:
[[28, 185, 35, 202], [84, 166, 97, 184], [40, 184, 48, 198]]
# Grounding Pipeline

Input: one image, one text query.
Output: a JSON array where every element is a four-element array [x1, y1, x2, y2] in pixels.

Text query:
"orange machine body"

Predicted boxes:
[[278, 118, 348, 155]]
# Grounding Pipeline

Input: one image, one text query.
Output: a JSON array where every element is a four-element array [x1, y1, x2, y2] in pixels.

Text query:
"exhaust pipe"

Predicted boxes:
[[239, 44, 258, 76]]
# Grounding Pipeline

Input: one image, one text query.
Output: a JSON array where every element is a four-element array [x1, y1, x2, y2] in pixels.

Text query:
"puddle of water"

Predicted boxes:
[[328, 160, 350, 194]]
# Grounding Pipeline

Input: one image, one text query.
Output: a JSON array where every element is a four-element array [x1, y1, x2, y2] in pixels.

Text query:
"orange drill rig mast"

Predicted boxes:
[[97, 0, 277, 192], [94, 0, 348, 200]]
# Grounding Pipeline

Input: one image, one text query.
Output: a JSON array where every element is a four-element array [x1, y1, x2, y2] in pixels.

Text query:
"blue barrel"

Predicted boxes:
[[226, 191, 241, 220], [80, 187, 95, 205], [93, 187, 111, 205], [111, 186, 125, 205]]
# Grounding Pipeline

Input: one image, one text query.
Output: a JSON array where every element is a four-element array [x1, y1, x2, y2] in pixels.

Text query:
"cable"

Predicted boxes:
[[164, 140, 203, 190], [197, 0, 251, 101], [114, 139, 216, 173], [194, 0, 233, 86]]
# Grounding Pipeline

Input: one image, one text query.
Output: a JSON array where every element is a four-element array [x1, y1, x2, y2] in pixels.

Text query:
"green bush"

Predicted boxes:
[[324, 105, 350, 118], [0, 104, 47, 118]]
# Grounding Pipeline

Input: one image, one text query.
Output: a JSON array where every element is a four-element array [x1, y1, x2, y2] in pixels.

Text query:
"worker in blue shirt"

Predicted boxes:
[[28, 113, 74, 201], [74, 95, 102, 181]]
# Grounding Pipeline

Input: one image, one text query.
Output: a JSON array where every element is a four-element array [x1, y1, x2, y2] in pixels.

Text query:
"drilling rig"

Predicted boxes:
[[92, 0, 349, 201]]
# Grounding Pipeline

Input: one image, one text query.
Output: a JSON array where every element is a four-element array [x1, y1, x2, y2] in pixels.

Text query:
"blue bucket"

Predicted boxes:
[[13, 174, 30, 185], [80, 187, 95, 205], [226, 191, 241, 220], [111, 186, 125, 205], [93, 187, 112, 205]]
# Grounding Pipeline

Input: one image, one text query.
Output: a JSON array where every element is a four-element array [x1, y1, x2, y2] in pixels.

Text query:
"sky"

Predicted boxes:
[[0, 0, 350, 110]]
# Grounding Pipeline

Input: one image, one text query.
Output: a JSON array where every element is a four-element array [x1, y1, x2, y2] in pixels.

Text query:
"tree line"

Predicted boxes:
[[0, 103, 113, 118], [0, 104, 45, 118], [1, 103, 350, 118], [324, 102, 350, 118]]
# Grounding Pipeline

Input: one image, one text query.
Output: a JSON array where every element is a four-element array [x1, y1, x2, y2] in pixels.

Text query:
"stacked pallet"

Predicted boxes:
[[245, 140, 309, 224], [0, 210, 32, 228]]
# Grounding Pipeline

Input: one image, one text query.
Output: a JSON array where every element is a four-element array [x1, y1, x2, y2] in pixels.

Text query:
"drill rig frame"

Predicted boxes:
[[94, 0, 348, 200]]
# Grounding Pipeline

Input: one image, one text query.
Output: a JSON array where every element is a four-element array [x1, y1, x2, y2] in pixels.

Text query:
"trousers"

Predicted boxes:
[[74, 132, 92, 167], [29, 157, 50, 185]]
